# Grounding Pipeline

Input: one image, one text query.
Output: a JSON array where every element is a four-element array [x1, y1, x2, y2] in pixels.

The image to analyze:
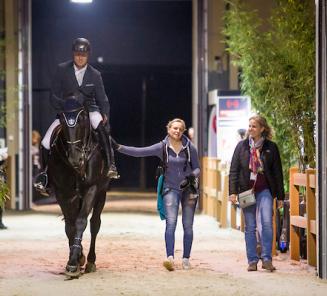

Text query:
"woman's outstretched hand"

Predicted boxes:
[[110, 137, 120, 151]]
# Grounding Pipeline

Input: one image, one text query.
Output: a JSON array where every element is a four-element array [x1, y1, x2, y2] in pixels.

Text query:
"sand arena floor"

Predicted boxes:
[[0, 203, 326, 296]]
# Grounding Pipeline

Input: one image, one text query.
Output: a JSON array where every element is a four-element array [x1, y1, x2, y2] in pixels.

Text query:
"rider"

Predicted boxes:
[[34, 38, 119, 194]]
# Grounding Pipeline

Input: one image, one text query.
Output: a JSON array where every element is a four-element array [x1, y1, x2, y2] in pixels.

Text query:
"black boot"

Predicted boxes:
[[108, 136, 120, 179], [96, 123, 115, 178], [0, 207, 7, 230], [33, 146, 50, 196]]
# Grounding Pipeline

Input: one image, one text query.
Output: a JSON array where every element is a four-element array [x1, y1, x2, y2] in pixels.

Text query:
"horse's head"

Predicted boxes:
[[59, 98, 91, 173]]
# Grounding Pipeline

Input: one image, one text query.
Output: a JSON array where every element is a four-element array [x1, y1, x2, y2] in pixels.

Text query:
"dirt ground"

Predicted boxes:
[[0, 204, 327, 296]]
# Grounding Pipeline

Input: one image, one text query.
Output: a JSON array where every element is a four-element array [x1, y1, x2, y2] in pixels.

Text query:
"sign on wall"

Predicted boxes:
[[216, 96, 251, 163]]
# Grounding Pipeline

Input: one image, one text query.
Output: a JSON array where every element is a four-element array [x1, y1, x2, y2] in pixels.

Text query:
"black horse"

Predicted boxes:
[[48, 98, 110, 278]]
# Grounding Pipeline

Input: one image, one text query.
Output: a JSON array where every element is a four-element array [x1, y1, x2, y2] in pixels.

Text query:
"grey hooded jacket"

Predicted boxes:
[[118, 135, 200, 191]]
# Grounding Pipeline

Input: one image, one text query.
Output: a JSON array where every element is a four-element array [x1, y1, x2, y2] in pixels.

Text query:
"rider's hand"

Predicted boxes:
[[229, 194, 238, 205], [102, 114, 108, 125]]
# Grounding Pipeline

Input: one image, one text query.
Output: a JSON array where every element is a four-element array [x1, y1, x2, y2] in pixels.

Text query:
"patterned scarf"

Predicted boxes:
[[249, 137, 264, 174]]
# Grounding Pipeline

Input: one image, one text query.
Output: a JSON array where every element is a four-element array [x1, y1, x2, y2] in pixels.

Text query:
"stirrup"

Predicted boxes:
[[33, 173, 49, 196], [108, 170, 120, 179]]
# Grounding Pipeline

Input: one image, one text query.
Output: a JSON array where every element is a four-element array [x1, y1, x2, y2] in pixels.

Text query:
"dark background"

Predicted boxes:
[[32, 0, 192, 190]]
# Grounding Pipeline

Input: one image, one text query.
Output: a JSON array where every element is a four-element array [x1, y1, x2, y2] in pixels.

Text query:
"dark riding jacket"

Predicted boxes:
[[50, 60, 110, 117], [229, 138, 285, 200]]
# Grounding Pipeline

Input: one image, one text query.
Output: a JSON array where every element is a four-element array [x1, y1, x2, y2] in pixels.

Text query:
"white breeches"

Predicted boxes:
[[89, 111, 103, 129], [41, 111, 103, 150]]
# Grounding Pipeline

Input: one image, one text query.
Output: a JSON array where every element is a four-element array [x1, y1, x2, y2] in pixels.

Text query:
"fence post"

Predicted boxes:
[[289, 167, 301, 261], [306, 168, 316, 266]]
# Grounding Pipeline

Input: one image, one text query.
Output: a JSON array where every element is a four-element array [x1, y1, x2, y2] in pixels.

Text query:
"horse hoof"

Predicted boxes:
[[65, 264, 81, 278], [79, 253, 86, 267], [85, 262, 96, 273]]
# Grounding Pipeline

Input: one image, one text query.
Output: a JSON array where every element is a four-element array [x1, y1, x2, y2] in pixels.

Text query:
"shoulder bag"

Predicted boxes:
[[238, 178, 257, 208]]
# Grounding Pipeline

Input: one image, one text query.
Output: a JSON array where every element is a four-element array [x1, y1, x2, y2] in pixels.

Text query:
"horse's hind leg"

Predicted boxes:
[[85, 191, 106, 273]]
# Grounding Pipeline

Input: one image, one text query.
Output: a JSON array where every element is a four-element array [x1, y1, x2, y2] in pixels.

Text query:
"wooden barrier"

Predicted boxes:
[[201, 157, 228, 227], [289, 167, 316, 266]]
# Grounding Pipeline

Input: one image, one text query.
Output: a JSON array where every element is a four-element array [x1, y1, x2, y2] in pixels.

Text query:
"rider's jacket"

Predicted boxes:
[[50, 60, 110, 117]]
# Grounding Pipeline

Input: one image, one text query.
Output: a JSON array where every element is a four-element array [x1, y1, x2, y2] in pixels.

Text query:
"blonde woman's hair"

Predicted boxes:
[[32, 130, 41, 145], [249, 114, 273, 140], [166, 118, 186, 132]]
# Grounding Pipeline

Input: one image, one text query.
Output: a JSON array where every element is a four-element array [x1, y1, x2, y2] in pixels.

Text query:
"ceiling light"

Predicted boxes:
[[70, 0, 93, 4]]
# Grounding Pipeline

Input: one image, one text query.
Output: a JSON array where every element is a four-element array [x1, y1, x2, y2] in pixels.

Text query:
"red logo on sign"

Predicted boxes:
[[226, 100, 240, 109]]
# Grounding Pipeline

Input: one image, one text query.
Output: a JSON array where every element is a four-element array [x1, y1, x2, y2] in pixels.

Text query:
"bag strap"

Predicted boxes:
[[250, 174, 258, 192], [159, 142, 167, 174], [183, 146, 193, 172]]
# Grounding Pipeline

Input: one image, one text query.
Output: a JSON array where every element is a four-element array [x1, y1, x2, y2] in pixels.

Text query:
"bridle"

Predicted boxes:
[[61, 108, 93, 177]]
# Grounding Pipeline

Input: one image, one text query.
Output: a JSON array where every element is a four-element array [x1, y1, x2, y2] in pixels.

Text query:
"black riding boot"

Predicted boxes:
[[96, 123, 114, 178], [0, 207, 7, 230], [108, 136, 120, 179], [33, 146, 50, 195]]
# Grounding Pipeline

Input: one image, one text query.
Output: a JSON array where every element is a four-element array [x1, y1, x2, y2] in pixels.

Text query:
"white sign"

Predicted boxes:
[[216, 96, 251, 163]]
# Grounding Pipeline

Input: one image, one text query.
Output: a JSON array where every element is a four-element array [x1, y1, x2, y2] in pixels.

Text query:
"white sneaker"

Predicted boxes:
[[182, 258, 191, 270], [163, 256, 174, 271]]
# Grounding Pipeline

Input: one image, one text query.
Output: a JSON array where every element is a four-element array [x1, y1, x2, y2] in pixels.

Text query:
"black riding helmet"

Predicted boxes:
[[72, 38, 91, 53]]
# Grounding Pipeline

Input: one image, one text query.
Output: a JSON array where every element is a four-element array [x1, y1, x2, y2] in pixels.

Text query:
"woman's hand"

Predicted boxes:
[[229, 194, 238, 204], [110, 137, 120, 151]]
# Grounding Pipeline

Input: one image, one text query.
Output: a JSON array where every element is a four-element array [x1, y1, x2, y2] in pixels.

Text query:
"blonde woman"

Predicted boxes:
[[229, 115, 284, 272], [114, 118, 200, 271]]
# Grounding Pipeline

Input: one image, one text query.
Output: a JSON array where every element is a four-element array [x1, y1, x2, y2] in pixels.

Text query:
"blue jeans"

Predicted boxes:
[[163, 188, 197, 259], [242, 189, 273, 264]]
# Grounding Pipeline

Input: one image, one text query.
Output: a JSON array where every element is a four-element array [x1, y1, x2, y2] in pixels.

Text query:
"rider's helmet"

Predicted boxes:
[[72, 38, 91, 53]]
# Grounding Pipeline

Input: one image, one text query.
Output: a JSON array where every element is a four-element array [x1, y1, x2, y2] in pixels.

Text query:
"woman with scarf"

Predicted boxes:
[[113, 118, 200, 271], [229, 115, 284, 272]]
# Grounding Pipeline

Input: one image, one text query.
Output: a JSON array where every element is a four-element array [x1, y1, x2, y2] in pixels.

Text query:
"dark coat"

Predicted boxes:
[[50, 60, 110, 117], [229, 138, 285, 200]]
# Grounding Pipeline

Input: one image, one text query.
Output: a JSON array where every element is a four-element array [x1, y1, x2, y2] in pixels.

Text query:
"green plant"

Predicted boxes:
[[0, 171, 10, 208], [224, 0, 315, 186], [0, 36, 10, 205]]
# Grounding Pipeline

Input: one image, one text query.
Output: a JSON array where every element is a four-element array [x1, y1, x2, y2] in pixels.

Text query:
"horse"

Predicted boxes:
[[48, 98, 110, 278]]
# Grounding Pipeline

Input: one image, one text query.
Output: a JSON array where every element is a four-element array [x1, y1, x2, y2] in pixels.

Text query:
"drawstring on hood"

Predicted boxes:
[[162, 135, 192, 171]]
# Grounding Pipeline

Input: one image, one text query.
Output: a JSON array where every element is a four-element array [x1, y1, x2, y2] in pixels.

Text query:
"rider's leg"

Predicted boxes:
[[90, 112, 119, 179], [34, 146, 50, 191], [106, 126, 119, 179], [95, 123, 112, 178], [34, 119, 60, 192]]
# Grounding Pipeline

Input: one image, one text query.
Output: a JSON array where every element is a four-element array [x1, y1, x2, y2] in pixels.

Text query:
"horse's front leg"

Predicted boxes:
[[85, 188, 107, 273], [66, 185, 97, 276], [65, 218, 86, 266]]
